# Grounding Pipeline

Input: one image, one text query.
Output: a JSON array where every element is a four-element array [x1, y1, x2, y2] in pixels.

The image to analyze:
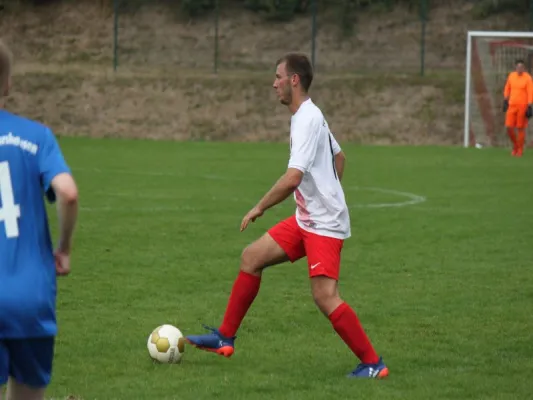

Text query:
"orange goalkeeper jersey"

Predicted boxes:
[[504, 71, 533, 105]]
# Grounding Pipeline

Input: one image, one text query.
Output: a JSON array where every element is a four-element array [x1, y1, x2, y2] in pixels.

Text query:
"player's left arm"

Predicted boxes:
[[255, 116, 320, 213], [240, 117, 320, 231], [39, 128, 78, 248], [257, 118, 320, 203], [335, 152, 345, 181], [39, 128, 72, 204], [240, 167, 304, 232], [527, 75, 533, 105], [329, 132, 345, 181], [526, 75, 533, 118], [255, 168, 304, 213]]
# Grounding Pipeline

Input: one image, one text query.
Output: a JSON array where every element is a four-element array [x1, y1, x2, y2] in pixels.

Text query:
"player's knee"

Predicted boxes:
[[240, 245, 262, 274], [6, 378, 46, 400], [311, 283, 341, 315], [312, 290, 337, 308]]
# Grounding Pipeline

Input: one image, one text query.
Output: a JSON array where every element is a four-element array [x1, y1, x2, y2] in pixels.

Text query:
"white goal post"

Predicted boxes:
[[464, 31, 533, 148]]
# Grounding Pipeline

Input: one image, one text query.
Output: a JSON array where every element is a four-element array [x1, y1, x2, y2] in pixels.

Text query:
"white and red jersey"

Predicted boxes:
[[287, 98, 351, 240]]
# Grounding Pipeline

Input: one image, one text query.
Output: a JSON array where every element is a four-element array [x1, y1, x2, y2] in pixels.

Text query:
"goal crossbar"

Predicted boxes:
[[464, 31, 533, 147]]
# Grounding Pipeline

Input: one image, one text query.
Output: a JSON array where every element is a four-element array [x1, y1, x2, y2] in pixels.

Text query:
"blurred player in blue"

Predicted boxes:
[[0, 40, 79, 400]]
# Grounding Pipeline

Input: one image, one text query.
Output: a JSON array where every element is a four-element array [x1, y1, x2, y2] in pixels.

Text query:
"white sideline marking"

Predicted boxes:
[[100, 192, 248, 202], [412, 206, 533, 216], [82, 187, 425, 212], [75, 167, 181, 177], [74, 167, 254, 181], [80, 205, 200, 213], [346, 186, 427, 209], [75, 168, 426, 211]]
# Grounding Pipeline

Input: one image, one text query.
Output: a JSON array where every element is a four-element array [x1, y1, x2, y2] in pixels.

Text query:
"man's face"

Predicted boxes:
[[516, 62, 525, 74], [273, 62, 293, 106]]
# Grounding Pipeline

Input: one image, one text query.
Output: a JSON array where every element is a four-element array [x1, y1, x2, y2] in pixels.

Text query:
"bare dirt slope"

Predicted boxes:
[[0, 1, 525, 144], [8, 65, 464, 144]]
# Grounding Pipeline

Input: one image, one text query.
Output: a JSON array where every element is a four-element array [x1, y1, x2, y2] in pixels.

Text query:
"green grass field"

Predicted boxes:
[[44, 137, 532, 400]]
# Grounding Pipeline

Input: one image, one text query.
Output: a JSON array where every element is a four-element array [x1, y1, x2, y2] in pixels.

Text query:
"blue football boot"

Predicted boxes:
[[347, 356, 389, 378], [185, 325, 235, 358]]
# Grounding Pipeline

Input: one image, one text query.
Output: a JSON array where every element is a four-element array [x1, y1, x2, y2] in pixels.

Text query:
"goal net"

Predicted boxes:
[[464, 31, 533, 148]]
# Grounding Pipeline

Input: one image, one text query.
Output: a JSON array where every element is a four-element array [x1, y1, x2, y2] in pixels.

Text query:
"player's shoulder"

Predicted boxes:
[[1, 111, 52, 136], [0, 111, 56, 146], [1, 110, 48, 128], [303, 99, 324, 117], [293, 99, 324, 124]]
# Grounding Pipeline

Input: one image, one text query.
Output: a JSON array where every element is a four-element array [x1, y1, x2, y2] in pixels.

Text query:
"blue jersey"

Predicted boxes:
[[0, 110, 70, 339]]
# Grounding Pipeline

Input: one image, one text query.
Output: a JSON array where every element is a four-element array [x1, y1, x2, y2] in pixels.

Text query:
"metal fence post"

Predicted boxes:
[[420, 0, 428, 76], [113, 0, 119, 71], [214, 0, 220, 74], [311, 0, 317, 69], [530, 0, 533, 30]]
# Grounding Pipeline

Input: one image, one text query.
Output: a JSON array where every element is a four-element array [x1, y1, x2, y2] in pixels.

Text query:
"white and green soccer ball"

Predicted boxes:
[[147, 324, 185, 364]]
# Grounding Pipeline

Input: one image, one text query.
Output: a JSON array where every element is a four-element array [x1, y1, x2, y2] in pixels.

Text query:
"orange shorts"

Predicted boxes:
[[506, 104, 529, 128], [268, 215, 344, 280]]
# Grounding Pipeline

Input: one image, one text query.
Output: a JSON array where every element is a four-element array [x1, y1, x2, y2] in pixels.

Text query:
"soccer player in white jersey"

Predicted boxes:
[[187, 53, 388, 379], [0, 40, 79, 400]]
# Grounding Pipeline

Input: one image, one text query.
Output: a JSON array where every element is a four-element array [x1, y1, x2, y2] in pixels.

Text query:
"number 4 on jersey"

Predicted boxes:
[[0, 161, 21, 238]]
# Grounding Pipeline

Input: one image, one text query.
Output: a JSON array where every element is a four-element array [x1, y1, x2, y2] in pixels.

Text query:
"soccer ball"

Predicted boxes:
[[147, 324, 185, 364]]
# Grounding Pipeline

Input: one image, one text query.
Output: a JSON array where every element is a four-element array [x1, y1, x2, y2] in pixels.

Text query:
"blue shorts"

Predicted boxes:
[[0, 337, 55, 388]]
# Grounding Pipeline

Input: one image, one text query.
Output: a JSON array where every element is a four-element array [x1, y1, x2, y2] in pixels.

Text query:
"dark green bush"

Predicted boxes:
[[472, 0, 529, 19], [243, 0, 308, 21], [7, 0, 533, 30], [181, 0, 216, 17]]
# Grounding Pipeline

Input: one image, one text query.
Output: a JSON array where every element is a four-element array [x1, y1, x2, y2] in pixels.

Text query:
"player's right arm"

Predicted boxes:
[[503, 73, 512, 111], [504, 73, 512, 100]]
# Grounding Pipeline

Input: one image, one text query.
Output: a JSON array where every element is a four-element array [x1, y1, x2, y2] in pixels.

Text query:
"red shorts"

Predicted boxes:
[[268, 215, 344, 280]]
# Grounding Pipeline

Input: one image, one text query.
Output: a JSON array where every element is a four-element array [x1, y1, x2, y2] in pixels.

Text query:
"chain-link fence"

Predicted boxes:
[[2, 0, 533, 76], [111, 0, 431, 74], [3, 0, 533, 143]]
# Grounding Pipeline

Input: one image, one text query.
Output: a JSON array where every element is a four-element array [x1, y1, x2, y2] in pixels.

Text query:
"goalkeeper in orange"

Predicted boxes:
[[503, 59, 533, 157]]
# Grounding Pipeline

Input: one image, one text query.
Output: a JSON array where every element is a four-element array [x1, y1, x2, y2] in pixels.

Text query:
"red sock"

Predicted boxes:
[[218, 271, 261, 338], [329, 302, 380, 364]]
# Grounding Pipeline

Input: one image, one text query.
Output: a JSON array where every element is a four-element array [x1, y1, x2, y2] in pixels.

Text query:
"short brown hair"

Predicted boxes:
[[0, 39, 12, 95], [276, 52, 314, 92]]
